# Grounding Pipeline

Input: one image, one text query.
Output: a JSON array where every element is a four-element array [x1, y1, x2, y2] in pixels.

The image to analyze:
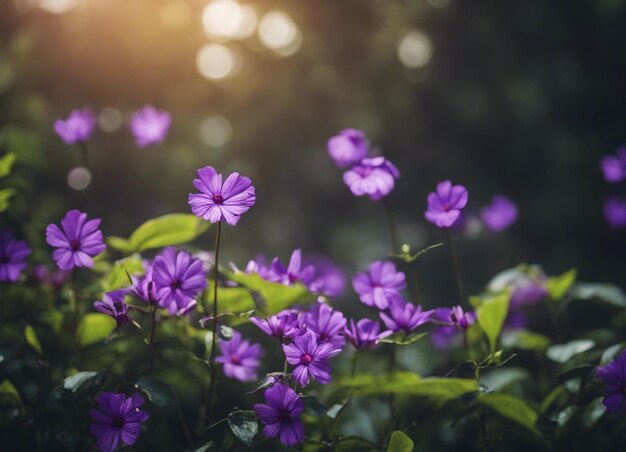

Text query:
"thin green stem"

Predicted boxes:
[[147, 302, 157, 374], [206, 220, 222, 426], [446, 229, 467, 308]]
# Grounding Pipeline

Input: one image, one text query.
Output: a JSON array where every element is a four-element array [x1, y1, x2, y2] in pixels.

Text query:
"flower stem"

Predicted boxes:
[[206, 220, 222, 426], [446, 229, 467, 308], [147, 302, 157, 374]]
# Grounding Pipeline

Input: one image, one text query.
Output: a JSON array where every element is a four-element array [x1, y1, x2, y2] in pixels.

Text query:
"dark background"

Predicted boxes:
[[1, 0, 625, 306]]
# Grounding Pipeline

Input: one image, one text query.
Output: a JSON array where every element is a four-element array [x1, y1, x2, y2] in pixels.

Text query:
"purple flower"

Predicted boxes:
[[425, 180, 469, 228], [352, 261, 406, 310], [301, 302, 346, 350], [345, 319, 392, 349], [327, 128, 369, 168], [283, 330, 339, 386], [448, 305, 475, 330], [0, 231, 31, 282], [89, 392, 149, 452], [268, 249, 316, 287], [604, 197, 626, 229], [188, 166, 256, 225], [380, 299, 434, 334], [596, 350, 626, 414], [601, 147, 626, 183], [250, 309, 300, 341], [94, 290, 130, 327], [254, 384, 304, 446], [46, 210, 106, 271], [130, 105, 172, 147], [130, 263, 157, 304], [54, 108, 96, 144], [305, 256, 346, 297], [215, 330, 263, 382], [510, 280, 548, 308], [33, 265, 70, 288], [152, 247, 207, 315], [343, 156, 400, 201], [480, 195, 518, 232]]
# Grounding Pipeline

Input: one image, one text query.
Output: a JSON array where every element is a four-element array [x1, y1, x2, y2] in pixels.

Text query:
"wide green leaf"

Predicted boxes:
[[386, 431, 414, 452], [569, 283, 626, 307], [135, 375, 180, 407], [108, 213, 210, 254], [226, 271, 311, 315], [206, 286, 255, 315], [0, 152, 16, 178], [228, 410, 258, 446], [501, 329, 551, 351], [546, 339, 595, 363], [546, 269, 577, 301], [0, 379, 21, 403], [24, 325, 43, 355], [334, 436, 379, 451], [76, 313, 116, 347], [477, 392, 538, 433], [340, 373, 478, 402], [100, 256, 144, 290], [0, 188, 15, 212], [470, 292, 510, 353], [63, 371, 108, 392]]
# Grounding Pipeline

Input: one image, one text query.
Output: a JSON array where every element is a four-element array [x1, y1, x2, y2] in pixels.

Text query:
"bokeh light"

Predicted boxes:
[[98, 108, 123, 133], [67, 166, 91, 191], [37, 0, 79, 14], [199, 115, 232, 147], [196, 44, 240, 80], [201, 0, 257, 41], [258, 11, 301, 56], [397, 29, 433, 69]]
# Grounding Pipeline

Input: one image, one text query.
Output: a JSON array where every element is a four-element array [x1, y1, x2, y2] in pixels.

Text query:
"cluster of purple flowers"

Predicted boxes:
[[55, 105, 171, 148], [600, 147, 626, 228], [328, 129, 400, 201]]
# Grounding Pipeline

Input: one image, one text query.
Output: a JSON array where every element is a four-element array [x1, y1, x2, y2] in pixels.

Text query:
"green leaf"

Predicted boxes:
[[386, 431, 414, 452], [206, 287, 255, 315], [600, 343, 625, 364], [226, 271, 311, 315], [125, 213, 210, 253], [569, 283, 626, 307], [546, 339, 595, 363], [339, 373, 478, 402], [24, 325, 43, 355], [0, 379, 21, 403], [470, 292, 510, 353], [0, 152, 16, 178], [100, 256, 144, 290], [106, 236, 134, 254], [380, 332, 428, 346], [477, 392, 538, 433], [581, 397, 605, 429], [0, 188, 15, 212], [546, 269, 577, 301], [501, 329, 551, 351], [227, 410, 258, 446], [63, 371, 108, 392], [334, 436, 379, 451], [135, 375, 179, 407], [76, 313, 116, 347]]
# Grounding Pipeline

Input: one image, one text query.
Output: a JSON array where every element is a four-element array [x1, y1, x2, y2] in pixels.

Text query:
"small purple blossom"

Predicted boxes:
[[283, 330, 339, 386], [343, 156, 400, 201], [448, 305, 475, 330], [268, 249, 316, 287], [250, 309, 300, 341], [345, 319, 392, 349], [604, 197, 626, 229], [130, 105, 172, 147], [480, 195, 518, 232], [254, 384, 304, 447], [215, 330, 263, 382], [54, 108, 96, 144], [596, 350, 626, 414], [305, 256, 347, 297], [379, 299, 434, 334], [301, 301, 346, 350], [425, 180, 469, 228], [601, 147, 626, 183], [152, 247, 207, 315], [327, 128, 369, 168], [130, 263, 156, 304], [94, 290, 130, 328], [46, 210, 106, 271], [33, 265, 70, 288], [188, 166, 256, 225], [0, 231, 31, 282], [89, 392, 149, 452], [352, 260, 406, 310]]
